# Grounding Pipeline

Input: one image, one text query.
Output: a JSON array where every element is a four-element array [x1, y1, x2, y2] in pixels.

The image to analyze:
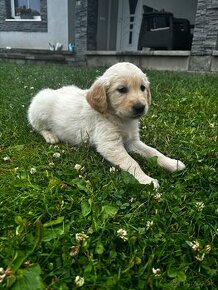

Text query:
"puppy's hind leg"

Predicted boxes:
[[41, 130, 60, 144]]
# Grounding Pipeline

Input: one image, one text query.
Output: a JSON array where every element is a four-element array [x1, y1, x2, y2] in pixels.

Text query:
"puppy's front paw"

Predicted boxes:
[[150, 178, 160, 189], [141, 177, 159, 189], [176, 160, 186, 171], [41, 130, 59, 144], [163, 158, 186, 172]]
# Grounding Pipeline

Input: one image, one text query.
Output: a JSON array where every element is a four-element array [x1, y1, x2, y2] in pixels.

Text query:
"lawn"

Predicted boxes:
[[0, 63, 217, 289]]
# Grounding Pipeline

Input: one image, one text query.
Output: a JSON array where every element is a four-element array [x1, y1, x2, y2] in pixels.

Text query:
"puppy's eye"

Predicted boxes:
[[117, 86, 128, 94], [140, 85, 146, 92]]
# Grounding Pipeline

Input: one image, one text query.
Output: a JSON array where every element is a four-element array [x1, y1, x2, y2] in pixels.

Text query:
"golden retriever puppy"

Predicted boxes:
[[28, 62, 185, 188]]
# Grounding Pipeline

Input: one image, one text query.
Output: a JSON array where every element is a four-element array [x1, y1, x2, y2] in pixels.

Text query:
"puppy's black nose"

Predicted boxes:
[[133, 103, 145, 115]]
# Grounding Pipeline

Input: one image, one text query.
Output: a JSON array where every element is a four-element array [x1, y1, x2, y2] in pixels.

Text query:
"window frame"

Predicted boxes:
[[10, 0, 18, 19]]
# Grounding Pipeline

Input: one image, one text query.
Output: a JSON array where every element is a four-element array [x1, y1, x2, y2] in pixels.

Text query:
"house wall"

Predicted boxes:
[[87, 0, 98, 50], [0, 0, 70, 50], [189, 0, 218, 70], [0, 0, 47, 32], [0, 0, 98, 53], [75, 0, 98, 53], [75, 0, 87, 54], [191, 0, 218, 55]]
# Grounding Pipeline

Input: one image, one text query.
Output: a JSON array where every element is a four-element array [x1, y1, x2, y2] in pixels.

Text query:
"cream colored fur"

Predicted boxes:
[[28, 62, 185, 188]]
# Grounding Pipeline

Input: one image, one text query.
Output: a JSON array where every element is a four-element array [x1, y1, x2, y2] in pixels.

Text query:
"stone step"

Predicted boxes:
[[0, 48, 85, 65]]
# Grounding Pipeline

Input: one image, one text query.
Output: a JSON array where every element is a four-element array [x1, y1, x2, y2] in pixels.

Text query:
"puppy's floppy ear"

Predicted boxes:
[[143, 73, 151, 105], [86, 78, 108, 114], [147, 87, 152, 105]]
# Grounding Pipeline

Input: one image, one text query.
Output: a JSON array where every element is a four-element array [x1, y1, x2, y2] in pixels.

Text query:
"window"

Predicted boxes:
[[11, 0, 41, 19]]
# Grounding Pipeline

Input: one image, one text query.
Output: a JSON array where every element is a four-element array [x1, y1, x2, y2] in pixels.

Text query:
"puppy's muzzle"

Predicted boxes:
[[132, 103, 145, 117]]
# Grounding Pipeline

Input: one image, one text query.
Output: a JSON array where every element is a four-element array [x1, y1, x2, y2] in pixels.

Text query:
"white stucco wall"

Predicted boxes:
[[0, 0, 69, 50]]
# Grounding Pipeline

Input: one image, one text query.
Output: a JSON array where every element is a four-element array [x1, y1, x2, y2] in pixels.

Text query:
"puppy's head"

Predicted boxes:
[[86, 62, 151, 119]]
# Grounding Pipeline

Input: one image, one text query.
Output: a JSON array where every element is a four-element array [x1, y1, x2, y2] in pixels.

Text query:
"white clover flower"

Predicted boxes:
[[49, 162, 55, 167], [30, 86, 34, 90], [75, 232, 89, 241], [30, 167, 37, 175], [3, 156, 10, 161], [109, 166, 116, 173], [186, 240, 200, 251], [204, 244, 212, 253], [0, 273, 6, 283], [75, 276, 84, 287], [195, 202, 205, 212], [153, 192, 162, 200], [74, 164, 82, 171], [70, 245, 80, 256], [146, 220, 154, 230], [192, 240, 200, 251], [152, 267, 161, 276], [0, 268, 5, 283], [195, 253, 205, 261], [129, 197, 135, 203], [208, 122, 215, 128], [53, 152, 61, 158], [117, 228, 128, 241]]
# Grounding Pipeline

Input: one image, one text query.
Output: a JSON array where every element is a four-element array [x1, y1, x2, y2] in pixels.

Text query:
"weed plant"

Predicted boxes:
[[0, 63, 217, 289]]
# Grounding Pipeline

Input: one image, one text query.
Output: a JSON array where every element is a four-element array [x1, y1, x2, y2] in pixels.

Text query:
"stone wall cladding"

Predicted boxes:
[[87, 0, 98, 51], [5, 0, 11, 19], [0, 1, 8, 24], [75, 0, 88, 54], [75, 0, 98, 53], [191, 0, 218, 55], [0, 0, 47, 32]]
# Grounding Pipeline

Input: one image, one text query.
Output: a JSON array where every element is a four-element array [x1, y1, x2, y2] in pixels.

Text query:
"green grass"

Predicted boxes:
[[0, 63, 217, 289]]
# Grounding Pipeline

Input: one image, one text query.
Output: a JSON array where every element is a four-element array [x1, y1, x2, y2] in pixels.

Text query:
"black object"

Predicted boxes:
[[138, 11, 193, 50]]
